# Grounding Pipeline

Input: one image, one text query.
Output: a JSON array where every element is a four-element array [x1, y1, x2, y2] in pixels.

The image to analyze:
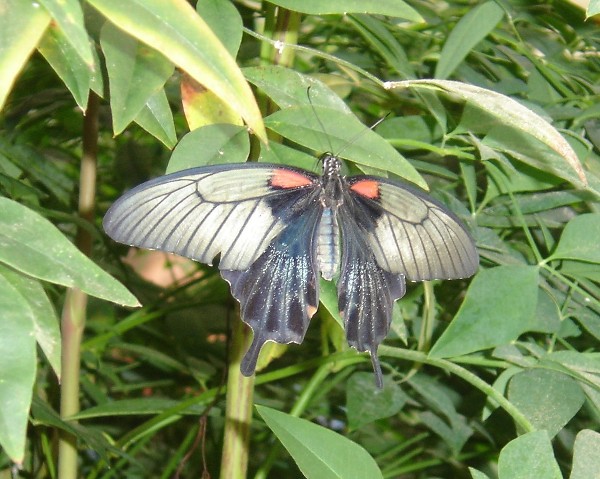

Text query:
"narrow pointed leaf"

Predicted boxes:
[[86, 0, 266, 142], [388, 79, 587, 186], [0, 273, 36, 463], [0, 198, 139, 307], [0, 0, 50, 110]]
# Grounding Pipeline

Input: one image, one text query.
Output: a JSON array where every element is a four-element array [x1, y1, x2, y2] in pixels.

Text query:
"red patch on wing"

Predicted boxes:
[[270, 169, 313, 189], [350, 179, 380, 199]]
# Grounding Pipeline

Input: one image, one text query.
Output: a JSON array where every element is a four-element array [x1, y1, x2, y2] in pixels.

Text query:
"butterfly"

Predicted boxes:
[[103, 154, 478, 387]]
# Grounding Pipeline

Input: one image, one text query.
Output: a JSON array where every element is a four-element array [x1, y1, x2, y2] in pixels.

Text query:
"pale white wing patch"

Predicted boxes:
[[103, 167, 286, 271], [358, 182, 478, 281]]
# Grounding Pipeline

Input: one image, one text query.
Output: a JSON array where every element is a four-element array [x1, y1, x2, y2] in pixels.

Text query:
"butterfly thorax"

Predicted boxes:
[[317, 154, 344, 280]]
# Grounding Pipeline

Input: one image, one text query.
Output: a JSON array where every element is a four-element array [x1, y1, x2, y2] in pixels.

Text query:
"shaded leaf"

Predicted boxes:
[[134, 89, 177, 148], [508, 369, 585, 437], [0, 265, 60, 378], [498, 431, 562, 479], [166, 124, 249, 173], [245, 65, 352, 112], [100, 22, 174, 135], [346, 372, 408, 430], [435, 1, 504, 79], [256, 405, 383, 479], [38, 23, 91, 110], [430, 265, 539, 358], [38, 0, 93, 67]]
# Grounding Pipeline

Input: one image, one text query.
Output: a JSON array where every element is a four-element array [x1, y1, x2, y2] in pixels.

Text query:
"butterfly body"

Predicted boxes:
[[104, 155, 478, 387]]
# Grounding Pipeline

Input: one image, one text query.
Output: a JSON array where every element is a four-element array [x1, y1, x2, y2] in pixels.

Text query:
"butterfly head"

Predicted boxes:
[[319, 153, 342, 178]]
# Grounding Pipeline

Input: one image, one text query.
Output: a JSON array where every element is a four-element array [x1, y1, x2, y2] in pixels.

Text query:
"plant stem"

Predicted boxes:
[[57, 92, 99, 479], [219, 317, 255, 479]]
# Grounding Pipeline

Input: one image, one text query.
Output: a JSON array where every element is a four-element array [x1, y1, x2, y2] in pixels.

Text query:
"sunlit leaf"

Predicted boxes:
[[86, 0, 266, 142], [387, 79, 587, 187], [549, 213, 600, 264], [0, 0, 50, 110], [0, 198, 140, 307]]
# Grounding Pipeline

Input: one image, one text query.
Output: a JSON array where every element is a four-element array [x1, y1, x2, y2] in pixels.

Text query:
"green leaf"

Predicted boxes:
[[346, 372, 408, 430], [498, 431, 562, 479], [588, 0, 600, 18], [258, 142, 319, 171], [30, 397, 122, 463], [388, 80, 587, 187], [38, 0, 93, 67], [244, 65, 352, 112], [435, 1, 504, 79], [549, 214, 600, 263], [347, 14, 414, 79], [508, 369, 585, 437], [430, 265, 539, 358], [256, 405, 383, 479], [100, 22, 174, 135], [0, 265, 61, 378], [265, 106, 427, 189], [86, 0, 266, 142], [0, 272, 37, 463], [268, 0, 423, 22], [74, 398, 207, 419], [409, 374, 473, 455], [570, 429, 600, 479], [0, 0, 50, 110], [0, 198, 140, 307], [38, 23, 91, 110], [166, 124, 250, 173], [318, 277, 343, 330], [196, 0, 243, 57], [134, 89, 177, 148], [470, 468, 492, 479]]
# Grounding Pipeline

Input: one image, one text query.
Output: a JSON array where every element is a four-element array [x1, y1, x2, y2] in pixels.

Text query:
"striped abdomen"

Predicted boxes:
[[317, 207, 340, 280]]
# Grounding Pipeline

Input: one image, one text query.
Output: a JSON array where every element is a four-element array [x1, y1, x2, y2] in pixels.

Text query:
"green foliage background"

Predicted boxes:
[[0, 0, 599, 478]]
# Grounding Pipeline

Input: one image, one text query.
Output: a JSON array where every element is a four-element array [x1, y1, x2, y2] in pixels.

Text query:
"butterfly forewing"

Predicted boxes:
[[347, 177, 478, 281], [103, 164, 316, 271]]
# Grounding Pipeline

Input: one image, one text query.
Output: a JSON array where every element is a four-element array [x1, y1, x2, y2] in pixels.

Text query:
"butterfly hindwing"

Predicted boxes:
[[337, 199, 406, 388], [222, 184, 323, 375], [103, 163, 320, 271], [346, 176, 479, 281]]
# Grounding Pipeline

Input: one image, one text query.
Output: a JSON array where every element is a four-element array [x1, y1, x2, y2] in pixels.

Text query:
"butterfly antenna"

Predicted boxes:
[[306, 86, 335, 159], [334, 113, 391, 160]]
